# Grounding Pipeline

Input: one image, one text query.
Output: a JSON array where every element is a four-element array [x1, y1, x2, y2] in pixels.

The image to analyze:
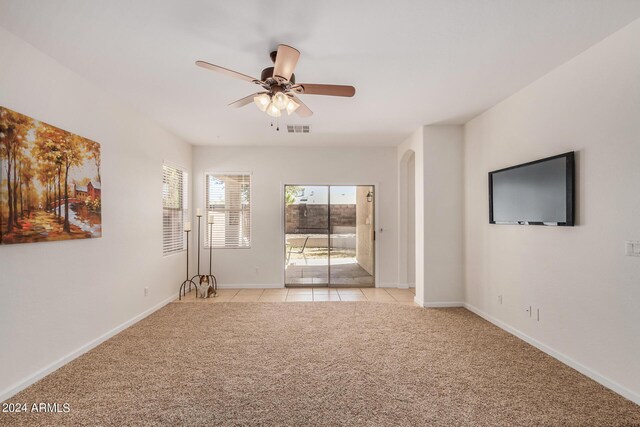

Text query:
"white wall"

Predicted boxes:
[[192, 145, 398, 287], [423, 125, 465, 306], [0, 26, 192, 400], [464, 18, 640, 403], [398, 125, 464, 307], [398, 128, 423, 301], [406, 152, 415, 288]]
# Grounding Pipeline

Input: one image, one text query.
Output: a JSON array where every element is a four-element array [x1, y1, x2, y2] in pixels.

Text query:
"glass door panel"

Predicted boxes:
[[284, 185, 329, 287], [329, 186, 375, 287]]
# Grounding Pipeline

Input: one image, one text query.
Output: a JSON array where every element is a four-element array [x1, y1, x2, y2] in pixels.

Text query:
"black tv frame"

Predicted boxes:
[[489, 151, 575, 226]]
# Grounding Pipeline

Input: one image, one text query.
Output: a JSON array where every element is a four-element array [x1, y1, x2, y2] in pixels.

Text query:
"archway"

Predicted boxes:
[[398, 149, 416, 290]]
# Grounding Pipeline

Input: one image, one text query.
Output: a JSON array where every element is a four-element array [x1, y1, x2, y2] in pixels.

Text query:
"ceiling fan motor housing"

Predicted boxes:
[[261, 67, 295, 84]]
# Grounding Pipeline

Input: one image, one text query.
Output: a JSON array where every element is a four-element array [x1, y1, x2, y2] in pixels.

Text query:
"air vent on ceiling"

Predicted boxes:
[[287, 125, 311, 134]]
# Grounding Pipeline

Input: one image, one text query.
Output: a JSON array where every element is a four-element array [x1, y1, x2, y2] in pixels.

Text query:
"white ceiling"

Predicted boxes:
[[1, 1, 639, 147]]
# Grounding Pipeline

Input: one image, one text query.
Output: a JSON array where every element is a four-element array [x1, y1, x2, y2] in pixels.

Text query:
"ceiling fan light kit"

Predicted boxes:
[[265, 102, 282, 118], [286, 98, 300, 115], [255, 91, 300, 117], [271, 91, 290, 110], [253, 93, 270, 112], [196, 44, 355, 121]]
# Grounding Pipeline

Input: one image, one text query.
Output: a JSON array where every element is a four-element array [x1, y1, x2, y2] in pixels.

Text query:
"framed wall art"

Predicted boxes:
[[0, 106, 102, 245]]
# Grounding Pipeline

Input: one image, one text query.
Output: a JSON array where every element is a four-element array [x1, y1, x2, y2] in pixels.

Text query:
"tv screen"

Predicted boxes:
[[489, 152, 575, 226]]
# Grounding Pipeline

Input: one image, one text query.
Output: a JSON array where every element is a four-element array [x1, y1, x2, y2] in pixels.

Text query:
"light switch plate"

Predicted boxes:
[[625, 241, 640, 256]]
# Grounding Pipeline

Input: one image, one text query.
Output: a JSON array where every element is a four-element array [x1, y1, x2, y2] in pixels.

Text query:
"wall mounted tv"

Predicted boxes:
[[489, 152, 575, 226]]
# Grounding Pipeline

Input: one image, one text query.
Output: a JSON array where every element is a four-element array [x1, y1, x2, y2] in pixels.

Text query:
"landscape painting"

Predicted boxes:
[[0, 106, 101, 245]]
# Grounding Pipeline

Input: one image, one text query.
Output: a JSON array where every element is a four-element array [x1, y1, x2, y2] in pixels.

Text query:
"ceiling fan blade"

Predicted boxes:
[[196, 60, 260, 84], [290, 94, 313, 117], [228, 92, 267, 108], [273, 44, 300, 82], [295, 84, 356, 97]]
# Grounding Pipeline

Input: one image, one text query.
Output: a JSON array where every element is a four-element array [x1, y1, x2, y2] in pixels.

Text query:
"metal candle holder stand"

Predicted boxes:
[[188, 214, 217, 298], [207, 219, 218, 295], [178, 230, 196, 300]]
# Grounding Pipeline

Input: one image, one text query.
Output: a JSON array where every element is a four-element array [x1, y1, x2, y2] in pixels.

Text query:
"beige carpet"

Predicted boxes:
[[2, 302, 639, 426]]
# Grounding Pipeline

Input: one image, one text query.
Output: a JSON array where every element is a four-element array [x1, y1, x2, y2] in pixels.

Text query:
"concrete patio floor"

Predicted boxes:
[[285, 259, 374, 286]]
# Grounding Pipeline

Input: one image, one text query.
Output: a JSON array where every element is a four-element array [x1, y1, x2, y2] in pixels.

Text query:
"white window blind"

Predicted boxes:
[[205, 173, 251, 248], [162, 164, 188, 255]]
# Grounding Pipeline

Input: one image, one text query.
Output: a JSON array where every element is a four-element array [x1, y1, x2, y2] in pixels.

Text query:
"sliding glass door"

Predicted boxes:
[[284, 185, 374, 287]]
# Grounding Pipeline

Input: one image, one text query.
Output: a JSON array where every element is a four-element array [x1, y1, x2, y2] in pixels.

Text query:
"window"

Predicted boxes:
[[162, 164, 188, 255], [205, 173, 251, 248]]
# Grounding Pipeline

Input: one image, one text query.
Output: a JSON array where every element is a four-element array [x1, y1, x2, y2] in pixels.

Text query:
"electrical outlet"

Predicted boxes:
[[625, 241, 640, 256], [144, 287, 149, 296]]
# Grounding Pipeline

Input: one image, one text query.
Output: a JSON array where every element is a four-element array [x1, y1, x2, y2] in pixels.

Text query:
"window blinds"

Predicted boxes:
[[205, 173, 251, 248], [162, 164, 187, 255]]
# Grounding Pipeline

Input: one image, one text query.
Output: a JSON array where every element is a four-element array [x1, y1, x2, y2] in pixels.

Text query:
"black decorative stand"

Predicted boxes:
[[189, 214, 203, 284], [207, 220, 218, 295], [178, 230, 196, 300], [188, 213, 217, 298]]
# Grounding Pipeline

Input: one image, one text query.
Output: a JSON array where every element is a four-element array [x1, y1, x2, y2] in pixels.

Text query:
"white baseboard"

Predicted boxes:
[[464, 303, 640, 406], [377, 283, 398, 288], [424, 301, 465, 308], [216, 283, 283, 289], [397, 283, 410, 289], [416, 298, 464, 308], [217, 284, 407, 289], [0, 292, 178, 403]]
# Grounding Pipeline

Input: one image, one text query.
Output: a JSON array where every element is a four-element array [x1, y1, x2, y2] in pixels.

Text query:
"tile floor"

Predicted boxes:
[[176, 287, 417, 305], [285, 263, 374, 286]]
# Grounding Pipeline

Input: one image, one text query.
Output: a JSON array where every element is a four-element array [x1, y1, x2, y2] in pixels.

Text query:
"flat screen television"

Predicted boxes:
[[489, 152, 575, 226]]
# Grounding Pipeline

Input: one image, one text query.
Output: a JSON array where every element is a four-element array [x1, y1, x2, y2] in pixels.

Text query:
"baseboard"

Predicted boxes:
[[413, 297, 465, 308], [423, 300, 465, 308], [0, 292, 178, 403], [464, 303, 640, 406], [217, 283, 406, 290], [377, 283, 399, 288], [424, 301, 465, 308], [398, 283, 410, 289], [216, 283, 283, 289]]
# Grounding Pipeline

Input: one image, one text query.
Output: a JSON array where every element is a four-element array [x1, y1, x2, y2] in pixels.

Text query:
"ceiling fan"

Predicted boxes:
[[196, 44, 356, 118]]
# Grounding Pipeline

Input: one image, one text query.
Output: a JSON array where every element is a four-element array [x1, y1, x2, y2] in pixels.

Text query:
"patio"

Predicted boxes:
[[285, 237, 374, 286]]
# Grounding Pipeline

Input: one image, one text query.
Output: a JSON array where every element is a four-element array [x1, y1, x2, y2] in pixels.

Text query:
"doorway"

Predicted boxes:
[[284, 185, 375, 287]]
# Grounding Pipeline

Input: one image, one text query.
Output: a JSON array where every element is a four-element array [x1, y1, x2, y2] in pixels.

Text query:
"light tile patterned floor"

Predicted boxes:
[[176, 287, 417, 305]]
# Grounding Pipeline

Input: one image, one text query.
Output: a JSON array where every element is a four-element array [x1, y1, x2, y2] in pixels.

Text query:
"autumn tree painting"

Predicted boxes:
[[0, 106, 102, 244]]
